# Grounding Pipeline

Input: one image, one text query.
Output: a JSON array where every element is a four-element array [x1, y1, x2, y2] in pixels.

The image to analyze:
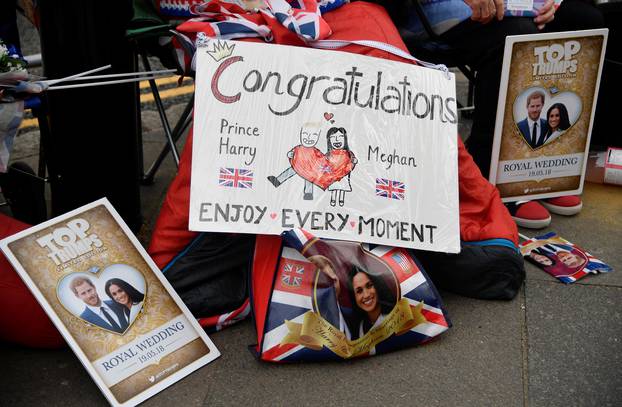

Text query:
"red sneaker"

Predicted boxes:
[[540, 195, 583, 216], [505, 201, 551, 229]]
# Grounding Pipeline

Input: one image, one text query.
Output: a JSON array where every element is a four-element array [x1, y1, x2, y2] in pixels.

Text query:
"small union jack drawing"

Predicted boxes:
[[376, 178, 405, 200], [281, 263, 305, 287], [219, 168, 253, 189]]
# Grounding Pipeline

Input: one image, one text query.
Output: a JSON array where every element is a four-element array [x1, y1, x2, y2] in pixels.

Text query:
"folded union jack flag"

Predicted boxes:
[[219, 167, 254, 188], [376, 178, 405, 200]]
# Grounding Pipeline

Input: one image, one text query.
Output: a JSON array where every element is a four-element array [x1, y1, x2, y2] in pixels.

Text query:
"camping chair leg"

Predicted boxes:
[[140, 53, 180, 168], [468, 77, 475, 107], [141, 94, 193, 185], [33, 106, 49, 179]]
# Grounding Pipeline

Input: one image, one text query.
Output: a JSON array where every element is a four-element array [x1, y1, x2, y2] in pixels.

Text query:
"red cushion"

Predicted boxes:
[[0, 213, 65, 348]]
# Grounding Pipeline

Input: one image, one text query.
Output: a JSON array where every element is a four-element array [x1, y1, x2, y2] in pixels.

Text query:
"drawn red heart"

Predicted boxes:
[[349, 221, 356, 228], [327, 150, 354, 181], [324, 112, 334, 121], [270, 213, 277, 219], [289, 146, 353, 190]]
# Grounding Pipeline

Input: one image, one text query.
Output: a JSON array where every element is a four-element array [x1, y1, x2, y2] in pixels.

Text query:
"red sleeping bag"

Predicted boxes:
[[0, 213, 65, 348], [148, 2, 522, 332]]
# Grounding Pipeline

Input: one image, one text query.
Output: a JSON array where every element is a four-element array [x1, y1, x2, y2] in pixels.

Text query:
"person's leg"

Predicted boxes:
[[303, 179, 313, 200], [544, 0, 605, 32], [439, 18, 539, 177], [538, 1, 604, 216], [268, 166, 296, 187], [413, 243, 525, 300]]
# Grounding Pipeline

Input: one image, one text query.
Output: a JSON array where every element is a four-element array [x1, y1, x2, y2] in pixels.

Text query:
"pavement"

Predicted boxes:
[[1, 17, 621, 407]]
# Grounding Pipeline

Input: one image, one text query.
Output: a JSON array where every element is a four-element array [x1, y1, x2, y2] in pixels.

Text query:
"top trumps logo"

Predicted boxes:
[[36, 218, 104, 267], [532, 40, 581, 76]]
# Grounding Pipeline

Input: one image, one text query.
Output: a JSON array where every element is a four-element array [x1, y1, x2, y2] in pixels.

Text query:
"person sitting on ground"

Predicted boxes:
[[381, 0, 604, 228]]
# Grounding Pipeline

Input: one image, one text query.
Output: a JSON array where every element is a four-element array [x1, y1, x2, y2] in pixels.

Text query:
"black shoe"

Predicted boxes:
[[267, 175, 281, 187], [303, 193, 313, 200], [0, 162, 47, 224]]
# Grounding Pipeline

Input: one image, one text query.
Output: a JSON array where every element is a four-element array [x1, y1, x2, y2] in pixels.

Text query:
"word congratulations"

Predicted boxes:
[[36, 218, 103, 267], [212, 59, 457, 121], [533, 40, 580, 76]]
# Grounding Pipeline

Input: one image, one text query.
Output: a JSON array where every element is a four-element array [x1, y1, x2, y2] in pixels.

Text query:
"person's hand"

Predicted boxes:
[[534, 0, 555, 30], [464, 0, 504, 24], [307, 255, 341, 297]]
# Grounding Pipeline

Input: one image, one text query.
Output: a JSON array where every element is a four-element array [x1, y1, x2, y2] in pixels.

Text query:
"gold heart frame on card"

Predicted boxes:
[[56, 264, 147, 335], [512, 86, 582, 151]]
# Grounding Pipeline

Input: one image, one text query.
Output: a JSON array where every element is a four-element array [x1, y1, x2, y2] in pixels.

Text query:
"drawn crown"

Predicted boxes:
[[207, 40, 236, 62]]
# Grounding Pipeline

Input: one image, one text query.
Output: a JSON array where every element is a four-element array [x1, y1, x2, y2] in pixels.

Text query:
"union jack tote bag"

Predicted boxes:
[[251, 230, 451, 362]]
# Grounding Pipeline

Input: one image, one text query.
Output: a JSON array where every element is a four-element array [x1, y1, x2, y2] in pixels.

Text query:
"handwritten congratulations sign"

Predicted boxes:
[[190, 40, 460, 253], [489, 30, 608, 201]]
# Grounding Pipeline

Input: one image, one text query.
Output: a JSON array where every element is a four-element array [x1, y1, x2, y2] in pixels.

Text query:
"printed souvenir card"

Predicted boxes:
[[0, 199, 219, 407], [190, 39, 460, 253], [504, 0, 562, 17], [489, 29, 608, 201]]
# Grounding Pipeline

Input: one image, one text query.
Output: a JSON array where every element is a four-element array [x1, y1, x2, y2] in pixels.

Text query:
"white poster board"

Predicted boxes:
[[489, 29, 608, 201], [190, 40, 460, 253]]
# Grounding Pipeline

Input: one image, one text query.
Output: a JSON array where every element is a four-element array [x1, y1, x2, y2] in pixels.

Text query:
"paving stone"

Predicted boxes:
[[526, 280, 622, 407], [143, 292, 525, 407], [521, 183, 622, 288], [0, 345, 106, 406]]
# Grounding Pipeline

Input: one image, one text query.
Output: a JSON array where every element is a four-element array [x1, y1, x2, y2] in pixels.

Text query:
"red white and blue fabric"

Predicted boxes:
[[157, 0, 347, 19], [171, 0, 444, 75], [258, 230, 451, 362], [375, 178, 406, 200], [180, 0, 331, 42], [198, 298, 251, 331], [219, 167, 254, 188]]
